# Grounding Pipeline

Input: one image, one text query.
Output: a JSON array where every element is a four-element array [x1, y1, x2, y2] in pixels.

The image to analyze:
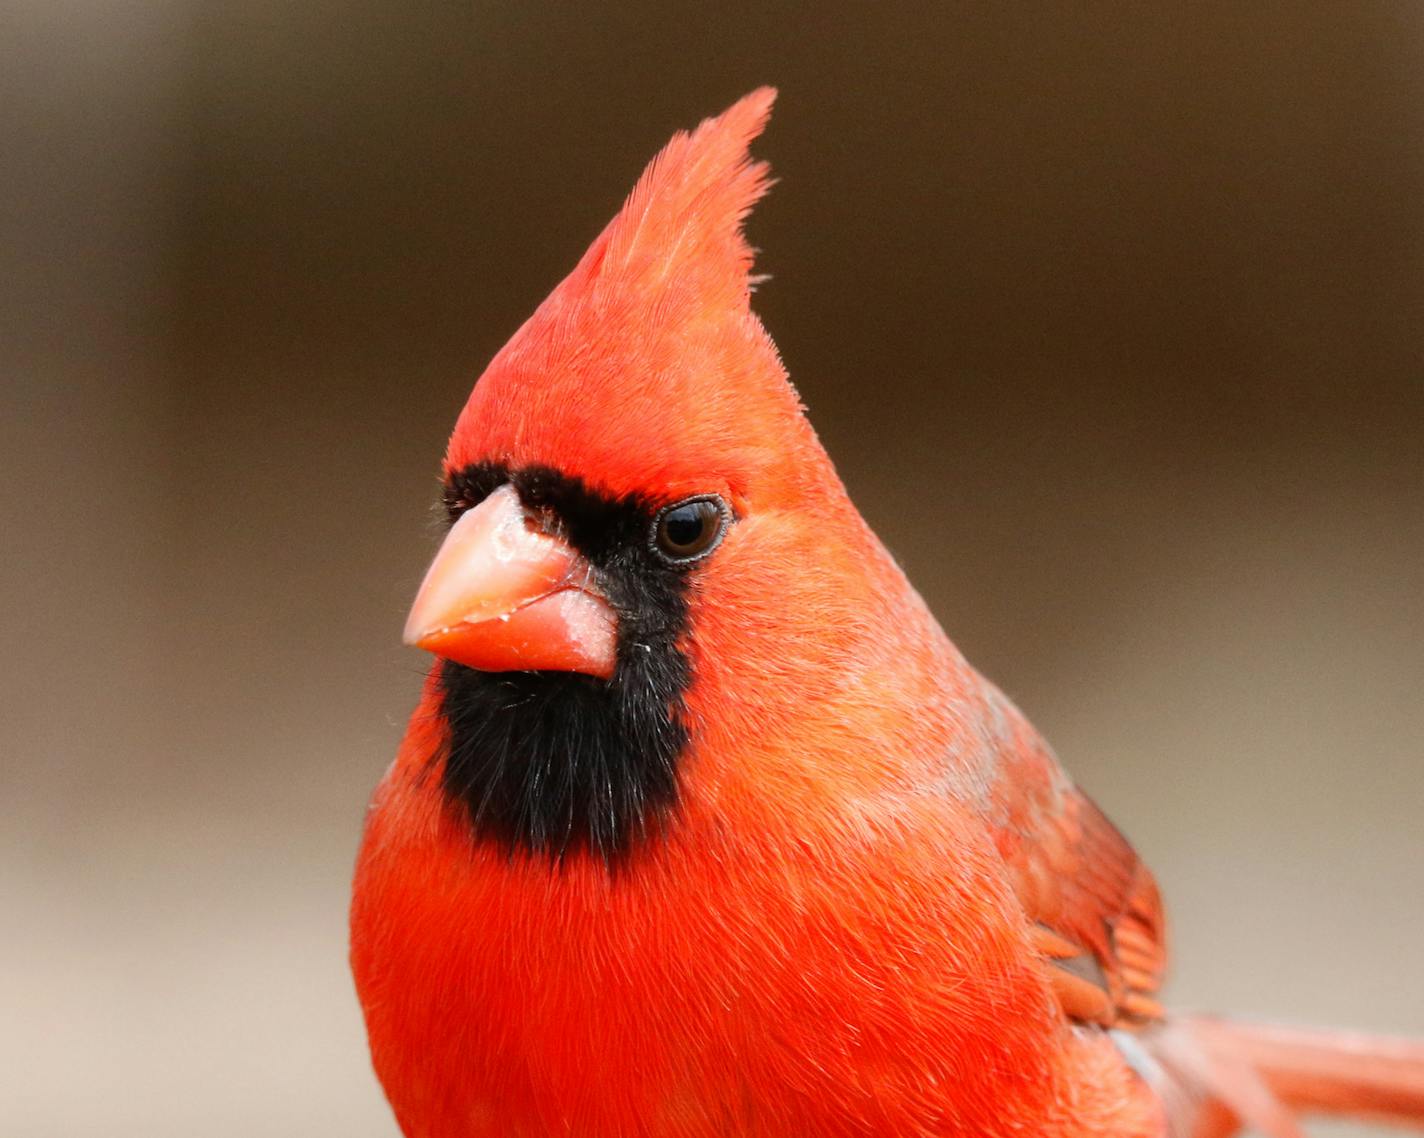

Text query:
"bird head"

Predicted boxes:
[[402, 90, 944, 861]]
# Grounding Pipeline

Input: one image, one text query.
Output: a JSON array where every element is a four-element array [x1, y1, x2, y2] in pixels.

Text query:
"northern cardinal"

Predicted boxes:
[[351, 89, 1424, 1138]]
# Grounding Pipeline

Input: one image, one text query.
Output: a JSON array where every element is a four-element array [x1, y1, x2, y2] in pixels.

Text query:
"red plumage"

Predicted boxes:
[[351, 90, 1424, 1137]]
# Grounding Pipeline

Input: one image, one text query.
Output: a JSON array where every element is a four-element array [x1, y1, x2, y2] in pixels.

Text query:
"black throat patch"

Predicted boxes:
[[433, 462, 693, 862]]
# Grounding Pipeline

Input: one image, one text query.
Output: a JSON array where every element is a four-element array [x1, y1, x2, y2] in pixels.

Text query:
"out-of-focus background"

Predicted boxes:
[[3, 4, 1421, 1136]]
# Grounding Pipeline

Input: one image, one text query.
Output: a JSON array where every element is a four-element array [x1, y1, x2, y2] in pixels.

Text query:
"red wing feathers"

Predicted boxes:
[[1024, 788, 1168, 1027], [977, 688, 1168, 1029]]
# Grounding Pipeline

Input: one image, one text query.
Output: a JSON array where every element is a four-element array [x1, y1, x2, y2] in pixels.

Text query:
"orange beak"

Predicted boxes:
[[402, 484, 618, 679]]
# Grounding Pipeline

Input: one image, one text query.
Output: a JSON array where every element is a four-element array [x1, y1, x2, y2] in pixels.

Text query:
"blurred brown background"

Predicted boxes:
[[3, 3, 1421, 1136]]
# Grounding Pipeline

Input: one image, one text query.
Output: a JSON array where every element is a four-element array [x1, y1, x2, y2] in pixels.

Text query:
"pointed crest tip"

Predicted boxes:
[[591, 87, 780, 289]]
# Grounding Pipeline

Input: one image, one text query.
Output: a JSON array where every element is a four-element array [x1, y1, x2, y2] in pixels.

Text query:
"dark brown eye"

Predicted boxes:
[[652, 496, 729, 564]]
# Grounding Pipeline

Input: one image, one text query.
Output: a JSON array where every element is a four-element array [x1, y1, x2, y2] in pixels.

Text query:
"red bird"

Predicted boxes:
[[351, 90, 1424, 1137]]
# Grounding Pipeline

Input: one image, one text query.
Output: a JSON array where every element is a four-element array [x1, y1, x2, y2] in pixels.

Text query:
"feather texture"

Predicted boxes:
[[351, 90, 1424, 1138]]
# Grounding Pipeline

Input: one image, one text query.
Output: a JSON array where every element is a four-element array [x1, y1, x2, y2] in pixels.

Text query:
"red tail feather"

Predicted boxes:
[[1155, 1017, 1424, 1136]]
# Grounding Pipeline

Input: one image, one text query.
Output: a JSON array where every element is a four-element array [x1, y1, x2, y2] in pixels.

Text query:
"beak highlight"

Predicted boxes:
[[403, 484, 618, 679]]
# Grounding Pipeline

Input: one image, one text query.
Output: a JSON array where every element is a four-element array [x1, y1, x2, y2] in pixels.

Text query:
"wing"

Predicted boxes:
[[976, 684, 1169, 1029]]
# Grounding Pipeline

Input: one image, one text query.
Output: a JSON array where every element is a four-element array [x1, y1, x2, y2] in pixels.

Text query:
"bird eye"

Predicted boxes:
[[652, 496, 729, 564]]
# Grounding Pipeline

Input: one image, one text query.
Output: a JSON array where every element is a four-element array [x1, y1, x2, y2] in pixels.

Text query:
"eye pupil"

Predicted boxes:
[[653, 497, 728, 562], [664, 509, 706, 548]]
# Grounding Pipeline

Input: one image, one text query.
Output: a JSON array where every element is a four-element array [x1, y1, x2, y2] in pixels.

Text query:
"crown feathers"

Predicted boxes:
[[589, 86, 777, 306], [445, 88, 818, 502]]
